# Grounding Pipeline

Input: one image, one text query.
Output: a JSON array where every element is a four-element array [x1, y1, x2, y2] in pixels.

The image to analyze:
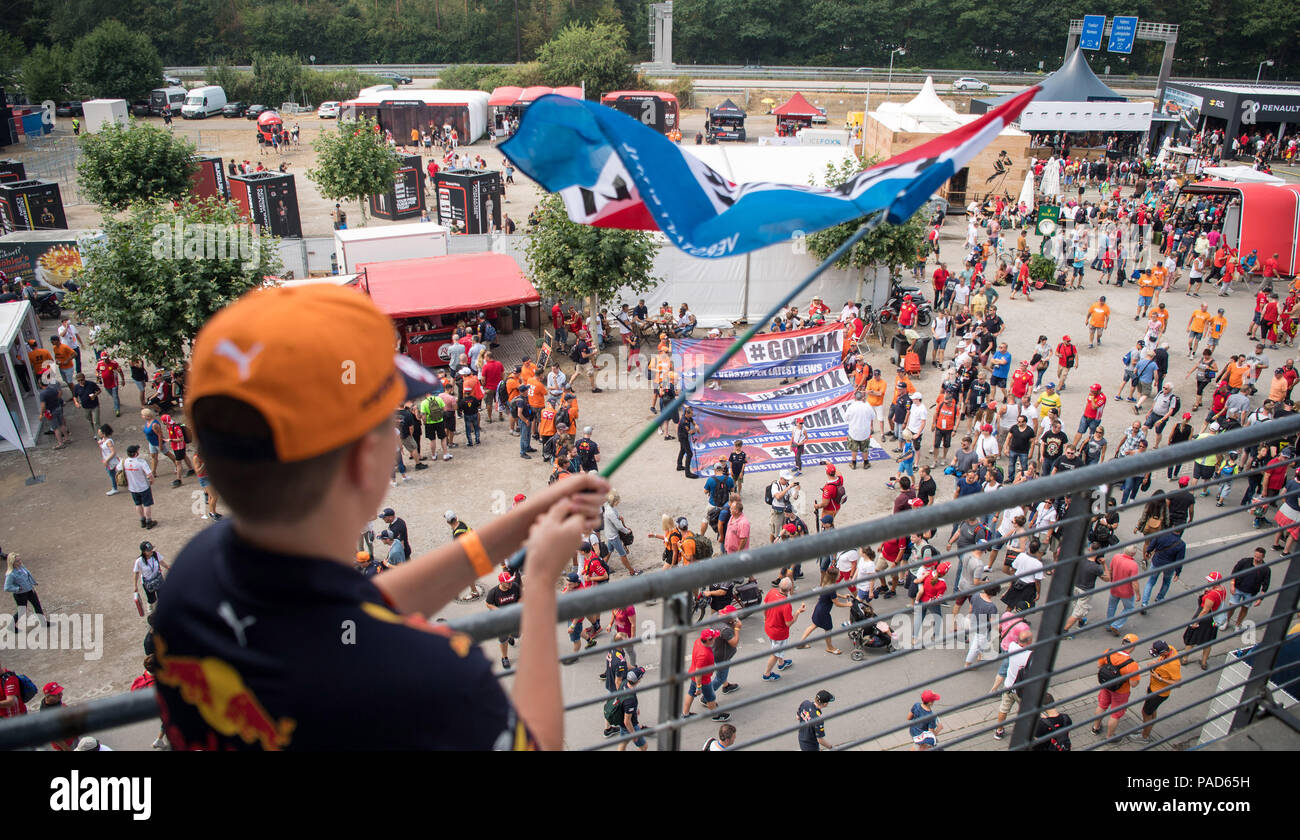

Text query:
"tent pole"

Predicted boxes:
[[742, 252, 751, 323]]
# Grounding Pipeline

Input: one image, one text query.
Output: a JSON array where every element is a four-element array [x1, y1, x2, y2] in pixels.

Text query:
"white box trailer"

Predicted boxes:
[[333, 221, 450, 274], [81, 99, 129, 133]]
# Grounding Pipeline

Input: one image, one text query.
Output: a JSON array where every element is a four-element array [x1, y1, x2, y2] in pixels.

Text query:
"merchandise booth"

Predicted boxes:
[[1176, 180, 1300, 276], [705, 98, 747, 141], [488, 86, 583, 137], [772, 92, 822, 137], [358, 253, 539, 368], [972, 49, 1153, 161], [0, 300, 44, 452], [865, 77, 1029, 207]]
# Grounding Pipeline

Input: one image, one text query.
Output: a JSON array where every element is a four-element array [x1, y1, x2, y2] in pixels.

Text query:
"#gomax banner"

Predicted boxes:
[[687, 370, 890, 473], [673, 323, 846, 386]]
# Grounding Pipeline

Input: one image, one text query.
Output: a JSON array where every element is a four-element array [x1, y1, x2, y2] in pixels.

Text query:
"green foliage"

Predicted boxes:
[[206, 59, 386, 107], [307, 115, 401, 220], [1028, 255, 1056, 282], [523, 192, 659, 303], [439, 61, 548, 93], [0, 32, 23, 90], [71, 20, 163, 101], [805, 156, 927, 274], [536, 21, 634, 100], [68, 198, 282, 370], [634, 72, 696, 109], [3, 1, 1295, 78], [76, 121, 198, 211], [19, 44, 75, 104]]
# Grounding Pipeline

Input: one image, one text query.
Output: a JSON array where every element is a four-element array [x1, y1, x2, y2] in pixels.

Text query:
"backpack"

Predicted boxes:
[[834, 482, 847, 507], [694, 534, 714, 559], [1036, 714, 1072, 751], [1014, 650, 1037, 698], [0, 670, 38, 704], [422, 395, 444, 424], [1097, 652, 1126, 689], [179, 423, 192, 444], [569, 341, 586, 365], [496, 380, 508, 406], [603, 697, 624, 727], [765, 482, 776, 506], [708, 478, 730, 508], [734, 579, 762, 607]]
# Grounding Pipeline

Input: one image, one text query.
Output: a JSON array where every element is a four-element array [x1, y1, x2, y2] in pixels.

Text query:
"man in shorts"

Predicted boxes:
[[844, 391, 876, 470], [1186, 303, 1212, 358], [1086, 296, 1111, 348], [121, 444, 157, 530], [1141, 383, 1181, 448], [1093, 634, 1141, 740]]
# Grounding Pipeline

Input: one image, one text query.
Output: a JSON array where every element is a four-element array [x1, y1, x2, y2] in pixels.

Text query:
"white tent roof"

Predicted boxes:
[[1201, 165, 1286, 185], [0, 301, 29, 349], [871, 77, 1026, 136], [684, 145, 856, 187]]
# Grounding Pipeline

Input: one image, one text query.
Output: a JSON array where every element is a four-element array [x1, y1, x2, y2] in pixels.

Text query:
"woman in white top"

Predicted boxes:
[[930, 313, 950, 368], [601, 491, 636, 576], [98, 424, 120, 496]]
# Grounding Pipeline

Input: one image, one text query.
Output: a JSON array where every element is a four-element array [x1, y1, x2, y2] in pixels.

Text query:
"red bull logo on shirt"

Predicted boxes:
[[155, 636, 297, 751]]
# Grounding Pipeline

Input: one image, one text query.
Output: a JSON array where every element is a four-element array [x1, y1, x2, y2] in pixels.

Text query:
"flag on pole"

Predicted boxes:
[[501, 87, 1039, 259]]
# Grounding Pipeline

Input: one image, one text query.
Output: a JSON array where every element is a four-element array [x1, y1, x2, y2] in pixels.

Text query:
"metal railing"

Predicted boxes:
[[2, 416, 1298, 750]]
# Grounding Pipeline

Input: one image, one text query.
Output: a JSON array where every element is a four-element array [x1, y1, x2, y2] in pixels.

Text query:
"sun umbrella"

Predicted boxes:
[[1039, 156, 1062, 198], [1017, 170, 1034, 210]]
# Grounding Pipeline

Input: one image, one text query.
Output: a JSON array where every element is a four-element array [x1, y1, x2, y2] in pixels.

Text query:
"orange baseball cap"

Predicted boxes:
[[188, 285, 440, 462]]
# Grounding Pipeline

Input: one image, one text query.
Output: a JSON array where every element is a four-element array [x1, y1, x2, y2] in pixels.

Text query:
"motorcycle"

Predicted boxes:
[[877, 280, 934, 329], [34, 289, 63, 320]]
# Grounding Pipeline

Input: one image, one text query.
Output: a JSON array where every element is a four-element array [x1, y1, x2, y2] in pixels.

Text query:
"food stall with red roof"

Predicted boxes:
[[357, 252, 540, 367]]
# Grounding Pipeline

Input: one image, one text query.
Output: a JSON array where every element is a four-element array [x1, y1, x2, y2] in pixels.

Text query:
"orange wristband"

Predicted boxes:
[[459, 531, 493, 576]]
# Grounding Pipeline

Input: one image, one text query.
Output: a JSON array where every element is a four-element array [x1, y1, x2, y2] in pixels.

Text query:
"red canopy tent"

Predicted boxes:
[[1179, 180, 1300, 276], [488, 86, 524, 107], [772, 92, 821, 119], [358, 253, 540, 367], [552, 86, 584, 99]]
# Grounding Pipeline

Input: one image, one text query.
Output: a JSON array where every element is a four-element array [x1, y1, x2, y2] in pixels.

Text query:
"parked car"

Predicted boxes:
[[130, 100, 152, 117], [163, 76, 182, 87], [317, 101, 340, 119], [953, 77, 990, 92], [223, 101, 248, 118], [812, 105, 828, 125], [374, 71, 412, 86], [55, 101, 83, 117], [245, 104, 270, 119]]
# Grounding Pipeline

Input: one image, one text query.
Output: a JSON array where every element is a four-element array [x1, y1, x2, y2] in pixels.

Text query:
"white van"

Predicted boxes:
[[181, 85, 227, 119]]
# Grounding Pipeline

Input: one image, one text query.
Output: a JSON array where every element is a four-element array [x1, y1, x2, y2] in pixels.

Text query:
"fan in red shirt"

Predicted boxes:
[[897, 295, 918, 329], [682, 628, 727, 719], [761, 580, 804, 680], [0, 665, 26, 719], [932, 265, 949, 299], [95, 352, 124, 416], [480, 355, 505, 420], [1009, 362, 1034, 401], [1055, 336, 1078, 391], [1261, 253, 1280, 278], [815, 464, 844, 522], [808, 296, 830, 318]]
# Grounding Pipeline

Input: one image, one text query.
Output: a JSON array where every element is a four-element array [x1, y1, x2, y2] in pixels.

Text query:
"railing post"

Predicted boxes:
[[1010, 485, 1099, 749], [1229, 550, 1300, 732], [656, 593, 690, 752]]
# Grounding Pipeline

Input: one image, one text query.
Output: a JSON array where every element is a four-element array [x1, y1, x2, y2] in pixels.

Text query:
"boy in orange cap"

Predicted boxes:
[[152, 284, 609, 750]]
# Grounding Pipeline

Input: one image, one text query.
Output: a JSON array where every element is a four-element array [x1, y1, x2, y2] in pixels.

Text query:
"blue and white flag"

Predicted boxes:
[[501, 87, 1039, 259]]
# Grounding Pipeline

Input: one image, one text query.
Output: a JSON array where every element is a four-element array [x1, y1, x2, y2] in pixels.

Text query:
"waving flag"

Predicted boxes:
[[501, 87, 1039, 259]]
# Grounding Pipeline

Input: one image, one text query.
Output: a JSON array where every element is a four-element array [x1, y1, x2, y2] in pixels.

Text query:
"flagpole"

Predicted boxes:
[[506, 213, 885, 573]]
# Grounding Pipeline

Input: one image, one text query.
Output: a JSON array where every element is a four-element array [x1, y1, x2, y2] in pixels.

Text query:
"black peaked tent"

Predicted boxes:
[[971, 49, 1126, 115], [706, 98, 748, 141]]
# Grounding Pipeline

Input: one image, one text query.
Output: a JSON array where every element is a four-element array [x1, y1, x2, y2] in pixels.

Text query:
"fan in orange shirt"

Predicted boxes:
[[1135, 272, 1159, 320]]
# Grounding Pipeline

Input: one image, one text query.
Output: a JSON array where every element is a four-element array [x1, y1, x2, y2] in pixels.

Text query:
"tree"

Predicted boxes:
[[805, 156, 928, 276], [71, 20, 163, 101], [76, 121, 198, 211], [307, 115, 402, 223], [18, 44, 75, 105], [68, 198, 282, 371], [250, 51, 308, 106], [536, 20, 634, 100], [523, 191, 659, 306], [0, 32, 23, 90]]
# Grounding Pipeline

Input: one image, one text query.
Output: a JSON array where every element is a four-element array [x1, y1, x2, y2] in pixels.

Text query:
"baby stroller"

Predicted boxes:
[[845, 598, 896, 660]]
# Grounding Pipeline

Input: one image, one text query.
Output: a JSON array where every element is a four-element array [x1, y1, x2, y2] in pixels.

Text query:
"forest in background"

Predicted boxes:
[[0, 0, 1295, 79]]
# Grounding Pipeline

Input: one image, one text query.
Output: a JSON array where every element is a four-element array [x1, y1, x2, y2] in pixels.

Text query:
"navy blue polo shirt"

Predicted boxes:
[[152, 521, 531, 750]]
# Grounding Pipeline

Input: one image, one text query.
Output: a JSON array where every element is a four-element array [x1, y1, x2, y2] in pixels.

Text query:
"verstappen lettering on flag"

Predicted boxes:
[[688, 368, 852, 416], [687, 389, 889, 472], [674, 324, 845, 384], [500, 87, 1039, 258]]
